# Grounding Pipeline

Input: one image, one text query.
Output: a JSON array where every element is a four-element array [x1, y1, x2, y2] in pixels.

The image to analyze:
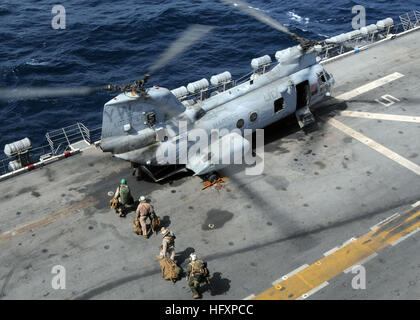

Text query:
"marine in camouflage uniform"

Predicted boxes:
[[185, 253, 210, 299], [160, 227, 176, 260], [136, 196, 155, 238], [113, 179, 133, 217]]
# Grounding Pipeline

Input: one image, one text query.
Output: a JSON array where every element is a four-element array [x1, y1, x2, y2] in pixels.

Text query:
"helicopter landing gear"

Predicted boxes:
[[131, 163, 144, 181], [295, 106, 316, 129]]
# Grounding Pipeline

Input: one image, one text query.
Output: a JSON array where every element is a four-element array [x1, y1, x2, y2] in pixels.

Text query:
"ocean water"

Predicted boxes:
[[0, 0, 418, 149]]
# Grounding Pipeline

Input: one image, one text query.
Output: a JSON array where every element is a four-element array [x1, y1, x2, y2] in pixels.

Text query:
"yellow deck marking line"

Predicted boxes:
[[254, 205, 420, 300], [0, 196, 98, 244], [339, 111, 420, 123], [335, 72, 404, 101], [327, 118, 420, 176]]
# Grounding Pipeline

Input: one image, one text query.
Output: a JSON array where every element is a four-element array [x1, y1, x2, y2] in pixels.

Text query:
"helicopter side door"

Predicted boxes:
[[265, 82, 297, 125]]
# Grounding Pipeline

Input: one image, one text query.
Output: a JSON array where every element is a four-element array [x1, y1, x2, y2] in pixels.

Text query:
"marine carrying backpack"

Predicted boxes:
[[119, 185, 130, 205], [191, 260, 208, 277]]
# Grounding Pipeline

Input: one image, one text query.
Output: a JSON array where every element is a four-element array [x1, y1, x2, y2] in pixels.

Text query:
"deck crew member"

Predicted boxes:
[[135, 196, 154, 239], [185, 253, 210, 299], [160, 227, 176, 261], [113, 179, 133, 217]]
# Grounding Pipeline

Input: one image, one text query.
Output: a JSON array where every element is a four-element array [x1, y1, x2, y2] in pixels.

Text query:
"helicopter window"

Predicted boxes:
[[236, 119, 245, 129], [325, 72, 331, 81], [250, 112, 258, 122], [145, 111, 156, 126], [318, 72, 327, 83], [274, 97, 284, 113]]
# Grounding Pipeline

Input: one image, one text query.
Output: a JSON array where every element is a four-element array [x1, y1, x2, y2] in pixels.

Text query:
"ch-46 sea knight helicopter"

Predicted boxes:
[[0, 0, 334, 182]]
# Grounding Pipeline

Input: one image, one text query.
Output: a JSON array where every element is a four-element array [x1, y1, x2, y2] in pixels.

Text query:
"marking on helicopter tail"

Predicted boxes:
[[339, 111, 420, 123], [335, 72, 404, 101], [253, 205, 420, 300], [0, 197, 98, 244], [327, 118, 420, 176]]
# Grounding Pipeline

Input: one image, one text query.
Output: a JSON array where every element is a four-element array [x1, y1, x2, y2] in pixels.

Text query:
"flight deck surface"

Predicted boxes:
[[0, 28, 419, 300]]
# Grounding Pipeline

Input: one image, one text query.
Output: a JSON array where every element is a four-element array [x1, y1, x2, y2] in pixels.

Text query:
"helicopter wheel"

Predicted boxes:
[[131, 165, 143, 181], [135, 167, 144, 181]]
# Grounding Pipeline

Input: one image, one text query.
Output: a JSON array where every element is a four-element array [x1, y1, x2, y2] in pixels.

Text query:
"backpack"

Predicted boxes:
[[133, 219, 142, 235], [119, 185, 130, 205], [151, 216, 161, 232], [160, 258, 180, 283], [109, 198, 118, 210]]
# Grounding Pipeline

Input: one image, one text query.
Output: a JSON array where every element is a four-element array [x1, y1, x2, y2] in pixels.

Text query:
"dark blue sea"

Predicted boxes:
[[0, 0, 418, 150]]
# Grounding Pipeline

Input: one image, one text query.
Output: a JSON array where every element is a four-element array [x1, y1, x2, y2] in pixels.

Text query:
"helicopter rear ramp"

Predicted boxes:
[[0, 27, 419, 300]]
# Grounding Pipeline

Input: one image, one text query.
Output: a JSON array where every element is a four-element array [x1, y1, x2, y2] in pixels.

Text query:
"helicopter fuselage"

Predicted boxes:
[[100, 45, 335, 177]]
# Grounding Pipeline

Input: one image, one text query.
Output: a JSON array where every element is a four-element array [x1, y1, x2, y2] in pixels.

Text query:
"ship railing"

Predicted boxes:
[[0, 158, 7, 176], [319, 10, 420, 61], [45, 122, 101, 155], [0, 144, 53, 176], [0, 122, 102, 176], [399, 10, 420, 31]]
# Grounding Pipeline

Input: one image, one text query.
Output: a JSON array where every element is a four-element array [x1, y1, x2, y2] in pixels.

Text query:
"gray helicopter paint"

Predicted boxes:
[[101, 87, 185, 139], [103, 45, 334, 174]]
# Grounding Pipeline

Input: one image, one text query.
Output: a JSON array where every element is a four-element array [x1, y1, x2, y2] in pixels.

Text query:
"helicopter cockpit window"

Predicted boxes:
[[325, 72, 331, 81], [145, 111, 156, 127], [318, 72, 327, 83], [274, 97, 284, 113]]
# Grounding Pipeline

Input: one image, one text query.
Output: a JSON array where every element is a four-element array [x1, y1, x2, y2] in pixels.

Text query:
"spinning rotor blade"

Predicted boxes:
[[0, 24, 214, 101], [0, 86, 107, 101], [219, 0, 294, 37], [147, 24, 214, 76]]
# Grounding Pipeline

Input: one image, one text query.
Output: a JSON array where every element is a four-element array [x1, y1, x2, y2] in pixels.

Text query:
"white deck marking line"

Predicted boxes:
[[272, 264, 309, 285], [335, 72, 404, 101], [343, 253, 378, 273], [297, 282, 329, 300], [323, 246, 340, 256], [327, 118, 420, 176], [342, 237, 357, 246], [391, 227, 420, 246], [412, 201, 420, 208], [243, 294, 256, 300], [339, 111, 420, 123], [370, 212, 401, 231]]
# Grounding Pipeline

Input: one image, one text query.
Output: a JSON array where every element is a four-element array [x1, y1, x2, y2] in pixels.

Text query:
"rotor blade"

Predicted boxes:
[[147, 24, 214, 76], [219, 0, 294, 36], [0, 86, 107, 100]]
